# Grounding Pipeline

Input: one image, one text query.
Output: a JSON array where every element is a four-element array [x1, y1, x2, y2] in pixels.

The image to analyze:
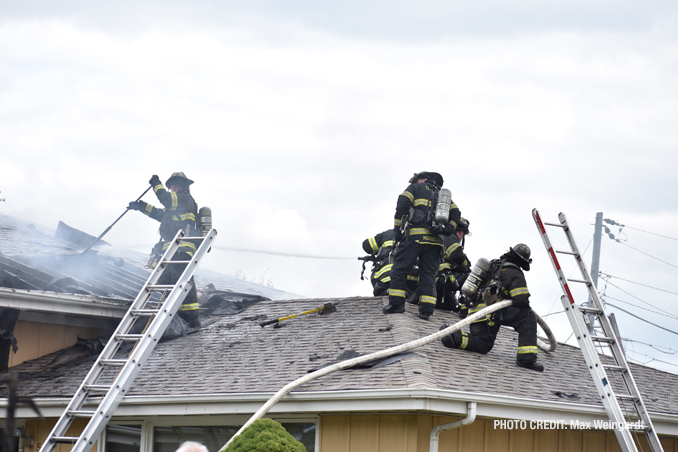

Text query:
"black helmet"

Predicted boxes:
[[166, 172, 194, 187], [456, 217, 471, 236], [510, 243, 532, 270], [408, 171, 444, 187]]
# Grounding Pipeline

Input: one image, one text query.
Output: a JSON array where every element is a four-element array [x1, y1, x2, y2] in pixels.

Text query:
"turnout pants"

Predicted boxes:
[[158, 249, 200, 328], [388, 241, 440, 315], [447, 306, 538, 365]]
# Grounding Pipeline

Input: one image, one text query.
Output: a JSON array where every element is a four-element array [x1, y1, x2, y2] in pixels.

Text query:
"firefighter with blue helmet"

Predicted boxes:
[[439, 244, 544, 372], [383, 171, 461, 320], [127, 172, 201, 328]]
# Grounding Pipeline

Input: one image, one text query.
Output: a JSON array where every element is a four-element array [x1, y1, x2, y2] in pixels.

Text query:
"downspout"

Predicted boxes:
[[429, 402, 476, 452]]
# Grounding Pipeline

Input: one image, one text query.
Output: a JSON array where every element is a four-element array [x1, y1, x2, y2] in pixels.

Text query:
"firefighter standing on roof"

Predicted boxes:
[[127, 172, 201, 328], [383, 171, 460, 320], [439, 244, 544, 372]]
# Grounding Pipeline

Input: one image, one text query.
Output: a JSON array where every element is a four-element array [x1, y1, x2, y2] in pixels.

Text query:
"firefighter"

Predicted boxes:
[[362, 229, 420, 297], [127, 172, 201, 328], [435, 217, 471, 312], [362, 229, 396, 296], [383, 171, 460, 321], [439, 244, 544, 372]]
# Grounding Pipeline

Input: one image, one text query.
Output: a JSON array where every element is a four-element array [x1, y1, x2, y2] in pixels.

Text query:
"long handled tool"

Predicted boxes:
[[259, 303, 337, 327], [81, 186, 152, 254]]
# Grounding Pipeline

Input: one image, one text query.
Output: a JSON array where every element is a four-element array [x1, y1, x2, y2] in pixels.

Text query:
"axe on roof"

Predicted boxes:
[[259, 302, 337, 327]]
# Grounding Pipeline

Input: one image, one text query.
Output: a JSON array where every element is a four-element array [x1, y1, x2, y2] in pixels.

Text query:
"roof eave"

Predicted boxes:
[[11, 388, 678, 436], [0, 287, 127, 318]]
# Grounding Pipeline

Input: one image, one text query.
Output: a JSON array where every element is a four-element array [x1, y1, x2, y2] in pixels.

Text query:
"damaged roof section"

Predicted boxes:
[[0, 214, 300, 303]]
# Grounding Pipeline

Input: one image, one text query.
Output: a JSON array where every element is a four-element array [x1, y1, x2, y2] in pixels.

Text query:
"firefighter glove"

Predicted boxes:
[[394, 227, 404, 242], [149, 175, 161, 186], [128, 201, 146, 211], [443, 224, 454, 236]]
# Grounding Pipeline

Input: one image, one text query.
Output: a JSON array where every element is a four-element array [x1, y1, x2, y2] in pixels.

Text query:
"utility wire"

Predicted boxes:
[[621, 337, 678, 355], [604, 302, 678, 337], [604, 295, 678, 322], [604, 219, 678, 242], [617, 241, 678, 270], [600, 279, 678, 320], [603, 221, 678, 269], [626, 351, 678, 369], [600, 272, 678, 297]]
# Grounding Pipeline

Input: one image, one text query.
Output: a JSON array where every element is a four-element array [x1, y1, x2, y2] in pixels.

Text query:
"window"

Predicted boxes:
[[153, 423, 316, 452], [105, 425, 141, 452]]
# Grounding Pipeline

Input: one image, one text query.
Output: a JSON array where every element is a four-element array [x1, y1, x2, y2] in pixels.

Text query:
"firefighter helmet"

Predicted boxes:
[[166, 172, 194, 188], [456, 217, 471, 236], [408, 171, 444, 187], [510, 244, 532, 267]]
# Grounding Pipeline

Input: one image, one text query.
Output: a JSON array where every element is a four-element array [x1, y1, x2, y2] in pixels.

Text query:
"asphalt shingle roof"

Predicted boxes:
[[8, 296, 678, 416]]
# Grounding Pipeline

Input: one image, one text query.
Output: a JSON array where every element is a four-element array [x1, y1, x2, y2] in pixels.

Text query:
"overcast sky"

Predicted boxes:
[[2, 0, 678, 373]]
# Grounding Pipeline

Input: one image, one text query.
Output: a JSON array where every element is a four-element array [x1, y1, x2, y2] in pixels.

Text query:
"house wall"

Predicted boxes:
[[319, 413, 678, 452], [9, 320, 111, 368]]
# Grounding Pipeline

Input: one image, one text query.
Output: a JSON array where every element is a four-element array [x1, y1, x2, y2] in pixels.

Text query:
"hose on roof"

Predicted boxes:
[[219, 299, 556, 450]]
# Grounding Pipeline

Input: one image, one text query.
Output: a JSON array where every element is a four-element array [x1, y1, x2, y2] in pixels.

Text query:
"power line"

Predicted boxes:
[[617, 241, 678, 270], [621, 337, 678, 355], [599, 272, 678, 297], [600, 279, 678, 320], [604, 219, 678, 242], [603, 295, 678, 322], [604, 301, 678, 337], [626, 351, 678, 369]]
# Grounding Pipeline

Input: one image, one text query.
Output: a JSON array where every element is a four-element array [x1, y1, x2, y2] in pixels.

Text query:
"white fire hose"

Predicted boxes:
[[220, 299, 556, 450]]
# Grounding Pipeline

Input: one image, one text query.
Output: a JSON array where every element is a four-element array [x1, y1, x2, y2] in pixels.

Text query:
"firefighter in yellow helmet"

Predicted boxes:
[[127, 172, 200, 328]]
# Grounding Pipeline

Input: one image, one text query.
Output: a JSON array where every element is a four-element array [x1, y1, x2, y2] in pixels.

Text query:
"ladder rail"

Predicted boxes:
[[40, 228, 217, 452], [533, 209, 663, 452]]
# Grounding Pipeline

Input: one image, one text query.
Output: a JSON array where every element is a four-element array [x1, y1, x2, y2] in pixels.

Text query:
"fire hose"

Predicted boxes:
[[220, 299, 557, 450]]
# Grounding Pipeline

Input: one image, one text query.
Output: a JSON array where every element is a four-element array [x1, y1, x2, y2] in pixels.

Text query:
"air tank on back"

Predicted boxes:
[[434, 188, 452, 224], [198, 207, 213, 236], [461, 257, 491, 299]]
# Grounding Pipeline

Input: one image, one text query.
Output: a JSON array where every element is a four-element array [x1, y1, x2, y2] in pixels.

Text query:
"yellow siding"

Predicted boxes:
[[318, 413, 678, 452], [9, 320, 111, 367], [27, 418, 97, 452]]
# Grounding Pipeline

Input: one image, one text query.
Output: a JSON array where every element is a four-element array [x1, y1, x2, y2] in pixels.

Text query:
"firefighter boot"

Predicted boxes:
[[517, 360, 544, 372], [383, 304, 405, 314], [439, 323, 461, 348]]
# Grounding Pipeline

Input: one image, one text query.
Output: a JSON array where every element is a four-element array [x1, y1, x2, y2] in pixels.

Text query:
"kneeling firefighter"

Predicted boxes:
[[439, 244, 544, 372], [127, 172, 211, 328], [361, 229, 420, 297], [383, 171, 461, 321]]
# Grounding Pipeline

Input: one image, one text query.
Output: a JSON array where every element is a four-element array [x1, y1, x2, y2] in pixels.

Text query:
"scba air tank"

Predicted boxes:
[[198, 207, 213, 236], [461, 258, 491, 299], [434, 188, 452, 224]]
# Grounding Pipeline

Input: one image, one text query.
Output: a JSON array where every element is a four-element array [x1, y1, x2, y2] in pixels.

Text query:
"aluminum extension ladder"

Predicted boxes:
[[39, 228, 218, 452], [532, 209, 662, 452]]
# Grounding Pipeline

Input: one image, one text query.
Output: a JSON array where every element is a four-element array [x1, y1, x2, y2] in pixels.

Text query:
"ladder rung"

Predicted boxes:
[[544, 222, 566, 228], [602, 364, 627, 372], [115, 334, 144, 341], [590, 336, 615, 343], [146, 285, 175, 291], [84, 384, 111, 393], [616, 394, 639, 402], [131, 309, 160, 316], [51, 437, 80, 444], [555, 250, 577, 256], [99, 359, 128, 367], [161, 260, 192, 264], [578, 307, 603, 315], [68, 410, 96, 418], [567, 278, 590, 285]]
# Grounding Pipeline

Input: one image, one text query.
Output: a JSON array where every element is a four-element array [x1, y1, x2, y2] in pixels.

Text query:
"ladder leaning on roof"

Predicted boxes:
[[532, 209, 662, 452], [39, 228, 217, 452]]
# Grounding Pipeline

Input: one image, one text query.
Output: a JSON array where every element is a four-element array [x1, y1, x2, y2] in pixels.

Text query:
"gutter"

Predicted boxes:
[[6, 388, 678, 435], [430, 402, 476, 452], [0, 287, 128, 318]]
